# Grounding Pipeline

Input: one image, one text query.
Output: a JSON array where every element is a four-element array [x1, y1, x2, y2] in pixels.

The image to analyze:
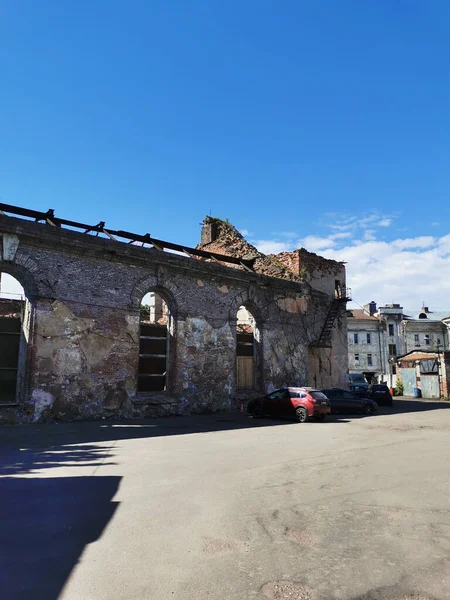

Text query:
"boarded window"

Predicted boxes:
[[138, 293, 169, 392], [0, 273, 27, 405], [236, 306, 255, 389], [0, 311, 21, 403]]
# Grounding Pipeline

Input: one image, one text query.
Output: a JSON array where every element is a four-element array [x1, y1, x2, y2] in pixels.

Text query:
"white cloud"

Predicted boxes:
[[299, 235, 336, 251], [321, 238, 450, 311], [240, 229, 249, 236], [253, 229, 450, 311], [324, 212, 395, 235], [331, 232, 352, 240], [363, 229, 376, 241], [392, 236, 435, 249], [252, 240, 292, 254]]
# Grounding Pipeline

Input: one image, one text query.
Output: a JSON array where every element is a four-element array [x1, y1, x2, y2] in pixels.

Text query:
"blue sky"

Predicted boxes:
[[1, 1, 450, 308]]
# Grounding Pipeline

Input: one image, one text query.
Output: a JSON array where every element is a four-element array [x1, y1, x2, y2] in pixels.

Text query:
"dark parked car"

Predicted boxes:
[[321, 388, 378, 415], [247, 387, 331, 423], [368, 384, 393, 406]]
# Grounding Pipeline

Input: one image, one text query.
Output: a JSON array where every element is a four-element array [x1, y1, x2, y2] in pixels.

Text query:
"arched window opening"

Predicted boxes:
[[236, 306, 256, 390], [0, 273, 29, 404], [138, 292, 170, 392]]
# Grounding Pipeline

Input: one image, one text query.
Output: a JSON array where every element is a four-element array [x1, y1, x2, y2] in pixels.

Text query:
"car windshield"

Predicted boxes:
[[350, 375, 367, 383], [310, 391, 327, 400]]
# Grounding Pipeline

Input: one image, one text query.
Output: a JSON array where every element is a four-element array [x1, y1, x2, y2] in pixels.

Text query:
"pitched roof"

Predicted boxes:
[[397, 349, 450, 361], [347, 309, 379, 321], [403, 309, 450, 322]]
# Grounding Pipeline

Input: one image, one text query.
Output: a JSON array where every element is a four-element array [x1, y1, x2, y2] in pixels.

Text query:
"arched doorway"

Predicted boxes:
[[236, 305, 258, 390], [138, 291, 171, 392], [0, 272, 30, 404]]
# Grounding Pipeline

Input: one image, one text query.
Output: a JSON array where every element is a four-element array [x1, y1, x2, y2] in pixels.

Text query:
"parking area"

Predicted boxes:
[[2, 398, 450, 600]]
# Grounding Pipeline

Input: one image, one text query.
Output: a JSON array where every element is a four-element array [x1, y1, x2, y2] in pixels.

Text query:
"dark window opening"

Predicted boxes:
[[389, 344, 397, 357], [334, 280, 342, 298], [354, 333, 359, 344], [138, 292, 169, 392], [367, 353, 373, 366], [388, 324, 394, 336], [366, 333, 371, 344], [0, 273, 28, 405]]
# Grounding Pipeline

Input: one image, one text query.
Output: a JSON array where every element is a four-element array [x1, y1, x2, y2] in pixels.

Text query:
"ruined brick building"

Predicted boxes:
[[0, 205, 349, 423]]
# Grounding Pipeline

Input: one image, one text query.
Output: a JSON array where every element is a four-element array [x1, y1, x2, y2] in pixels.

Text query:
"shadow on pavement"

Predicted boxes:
[[1, 398, 449, 452], [378, 397, 450, 415], [0, 411, 353, 451], [0, 444, 116, 476], [2, 397, 450, 451], [0, 475, 120, 600]]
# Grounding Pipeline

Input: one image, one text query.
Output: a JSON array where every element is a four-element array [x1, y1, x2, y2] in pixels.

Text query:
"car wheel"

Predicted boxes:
[[251, 403, 264, 419], [314, 414, 326, 421], [296, 407, 308, 423], [363, 403, 374, 416]]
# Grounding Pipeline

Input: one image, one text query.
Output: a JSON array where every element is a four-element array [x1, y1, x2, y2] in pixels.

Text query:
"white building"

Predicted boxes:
[[347, 302, 449, 387]]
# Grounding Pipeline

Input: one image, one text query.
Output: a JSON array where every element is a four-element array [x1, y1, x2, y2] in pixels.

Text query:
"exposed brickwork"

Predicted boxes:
[[197, 217, 301, 282], [0, 212, 348, 423], [274, 249, 344, 278]]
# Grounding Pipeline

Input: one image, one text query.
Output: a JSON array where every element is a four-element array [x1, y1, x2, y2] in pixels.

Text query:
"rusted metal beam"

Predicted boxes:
[[0, 202, 255, 270], [102, 229, 117, 241]]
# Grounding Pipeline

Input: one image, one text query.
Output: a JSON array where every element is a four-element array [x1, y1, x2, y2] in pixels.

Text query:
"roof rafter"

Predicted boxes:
[[0, 202, 255, 270]]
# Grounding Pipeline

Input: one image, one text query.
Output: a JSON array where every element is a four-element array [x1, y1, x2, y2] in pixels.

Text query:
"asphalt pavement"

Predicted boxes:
[[2, 397, 450, 600]]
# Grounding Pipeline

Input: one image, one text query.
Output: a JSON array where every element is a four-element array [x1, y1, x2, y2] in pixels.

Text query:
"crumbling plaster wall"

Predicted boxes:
[[0, 216, 342, 423], [199, 217, 349, 392]]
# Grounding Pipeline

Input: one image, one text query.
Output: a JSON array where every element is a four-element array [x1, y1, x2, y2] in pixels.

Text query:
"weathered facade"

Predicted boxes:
[[347, 301, 450, 388], [396, 350, 450, 399], [0, 208, 348, 423]]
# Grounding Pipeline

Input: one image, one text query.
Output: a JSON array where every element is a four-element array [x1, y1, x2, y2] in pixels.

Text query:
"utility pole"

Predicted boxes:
[[436, 343, 442, 398]]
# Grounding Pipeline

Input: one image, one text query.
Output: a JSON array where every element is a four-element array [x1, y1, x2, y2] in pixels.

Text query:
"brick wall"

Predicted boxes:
[[0, 213, 348, 422]]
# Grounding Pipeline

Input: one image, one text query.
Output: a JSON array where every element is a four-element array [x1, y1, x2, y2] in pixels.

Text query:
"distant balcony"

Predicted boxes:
[[335, 286, 352, 301]]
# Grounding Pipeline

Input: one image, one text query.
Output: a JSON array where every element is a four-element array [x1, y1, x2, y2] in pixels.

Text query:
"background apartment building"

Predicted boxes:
[[347, 302, 450, 387]]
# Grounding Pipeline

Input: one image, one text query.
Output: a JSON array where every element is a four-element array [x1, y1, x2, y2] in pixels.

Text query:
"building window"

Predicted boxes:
[[367, 353, 373, 366], [414, 334, 420, 345], [138, 292, 171, 392], [0, 273, 30, 405], [424, 334, 431, 346], [388, 324, 394, 336], [236, 306, 256, 390], [354, 333, 359, 344], [389, 344, 397, 357], [354, 353, 360, 364], [366, 333, 371, 344], [437, 337, 442, 345]]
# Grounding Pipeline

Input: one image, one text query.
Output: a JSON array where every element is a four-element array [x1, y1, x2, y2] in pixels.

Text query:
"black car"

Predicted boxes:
[[321, 388, 378, 415], [368, 384, 393, 406]]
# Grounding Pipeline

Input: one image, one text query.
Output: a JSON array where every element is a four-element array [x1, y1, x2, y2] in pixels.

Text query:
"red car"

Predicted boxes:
[[247, 387, 331, 423]]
